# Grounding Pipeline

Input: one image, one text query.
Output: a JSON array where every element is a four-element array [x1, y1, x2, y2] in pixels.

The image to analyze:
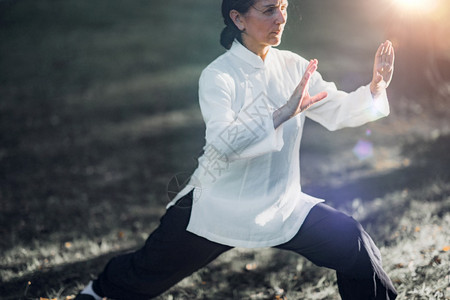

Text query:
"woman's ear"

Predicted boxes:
[[230, 9, 245, 31]]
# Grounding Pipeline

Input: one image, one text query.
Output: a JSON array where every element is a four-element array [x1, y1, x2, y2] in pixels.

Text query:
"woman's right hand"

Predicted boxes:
[[287, 59, 328, 116], [273, 59, 328, 128]]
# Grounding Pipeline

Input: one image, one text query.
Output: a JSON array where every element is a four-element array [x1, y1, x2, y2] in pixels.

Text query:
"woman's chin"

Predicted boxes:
[[271, 38, 282, 47], [269, 35, 283, 46]]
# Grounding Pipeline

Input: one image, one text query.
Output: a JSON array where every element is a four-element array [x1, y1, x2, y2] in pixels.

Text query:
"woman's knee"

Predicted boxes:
[[312, 203, 363, 239], [321, 211, 368, 269], [328, 209, 363, 245], [333, 215, 376, 276]]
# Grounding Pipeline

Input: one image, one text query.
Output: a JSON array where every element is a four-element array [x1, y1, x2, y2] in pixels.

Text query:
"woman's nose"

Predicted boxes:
[[275, 8, 287, 24]]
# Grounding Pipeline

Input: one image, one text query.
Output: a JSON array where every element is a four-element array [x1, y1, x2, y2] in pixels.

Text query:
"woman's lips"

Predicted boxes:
[[273, 28, 283, 35]]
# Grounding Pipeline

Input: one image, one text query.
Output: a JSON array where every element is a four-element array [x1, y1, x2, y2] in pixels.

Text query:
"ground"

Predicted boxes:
[[0, 0, 449, 299]]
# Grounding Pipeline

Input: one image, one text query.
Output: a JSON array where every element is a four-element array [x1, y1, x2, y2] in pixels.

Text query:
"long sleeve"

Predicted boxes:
[[169, 43, 387, 248], [305, 67, 390, 131], [198, 68, 284, 162]]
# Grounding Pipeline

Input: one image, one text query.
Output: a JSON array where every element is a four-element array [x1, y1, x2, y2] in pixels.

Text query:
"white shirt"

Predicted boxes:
[[168, 40, 389, 248]]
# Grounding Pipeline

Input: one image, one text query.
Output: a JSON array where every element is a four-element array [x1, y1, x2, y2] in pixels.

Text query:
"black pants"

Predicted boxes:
[[92, 192, 397, 299]]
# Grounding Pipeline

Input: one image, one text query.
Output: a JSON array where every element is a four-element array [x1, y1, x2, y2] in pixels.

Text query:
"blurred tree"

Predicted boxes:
[[384, 0, 450, 101]]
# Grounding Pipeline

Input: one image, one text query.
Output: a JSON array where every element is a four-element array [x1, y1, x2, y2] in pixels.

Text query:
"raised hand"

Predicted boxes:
[[370, 40, 395, 98], [273, 59, 328, 128], [287, 59, 328, 117]]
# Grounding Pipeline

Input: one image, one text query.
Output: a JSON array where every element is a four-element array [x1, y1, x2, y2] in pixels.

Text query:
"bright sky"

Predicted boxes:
[[393, 0, 439, 14]]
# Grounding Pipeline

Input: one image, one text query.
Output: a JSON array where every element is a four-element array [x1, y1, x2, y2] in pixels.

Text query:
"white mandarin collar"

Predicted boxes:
[[229, 39, 271, 69]]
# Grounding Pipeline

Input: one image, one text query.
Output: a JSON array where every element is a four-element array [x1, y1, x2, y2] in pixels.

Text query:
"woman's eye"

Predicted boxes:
[[264, 8, 276, 15], [263, 5, 287, 16]]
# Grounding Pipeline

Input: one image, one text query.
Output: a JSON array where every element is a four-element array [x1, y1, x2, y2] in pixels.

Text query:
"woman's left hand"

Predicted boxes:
[[370, 40, 395, 98]]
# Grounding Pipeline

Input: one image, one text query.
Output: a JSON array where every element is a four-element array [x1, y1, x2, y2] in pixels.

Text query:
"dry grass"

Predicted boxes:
[[1, 0, 449, 299]]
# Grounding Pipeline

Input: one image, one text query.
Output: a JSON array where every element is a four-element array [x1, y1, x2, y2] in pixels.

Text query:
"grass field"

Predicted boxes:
[[1, 0, 449, 299]]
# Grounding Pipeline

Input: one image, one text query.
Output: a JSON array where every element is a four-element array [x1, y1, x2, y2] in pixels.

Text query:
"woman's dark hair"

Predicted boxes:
[[220, 0, 256, 49]]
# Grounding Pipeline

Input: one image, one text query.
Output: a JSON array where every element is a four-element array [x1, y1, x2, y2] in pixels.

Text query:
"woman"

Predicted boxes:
[[76, 0, 397, 299]]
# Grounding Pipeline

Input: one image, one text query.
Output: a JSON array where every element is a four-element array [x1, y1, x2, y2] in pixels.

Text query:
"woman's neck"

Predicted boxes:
[[241, 36, 270, 61]]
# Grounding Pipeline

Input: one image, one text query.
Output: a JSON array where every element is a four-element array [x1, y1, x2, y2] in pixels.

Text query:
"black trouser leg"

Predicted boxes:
[[92, 192, 232, 299], [275, 203, 397, 300]]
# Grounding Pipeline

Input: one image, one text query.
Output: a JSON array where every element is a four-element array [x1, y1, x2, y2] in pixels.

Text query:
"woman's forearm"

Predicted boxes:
[[273, 104, 293, 129]]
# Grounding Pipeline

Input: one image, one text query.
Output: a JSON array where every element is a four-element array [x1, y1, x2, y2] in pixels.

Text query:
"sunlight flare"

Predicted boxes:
[[393, 0, 439, 13]]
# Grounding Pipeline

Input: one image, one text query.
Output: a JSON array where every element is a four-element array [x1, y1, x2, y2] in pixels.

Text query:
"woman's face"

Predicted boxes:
[[239, 0, 288, 52]]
